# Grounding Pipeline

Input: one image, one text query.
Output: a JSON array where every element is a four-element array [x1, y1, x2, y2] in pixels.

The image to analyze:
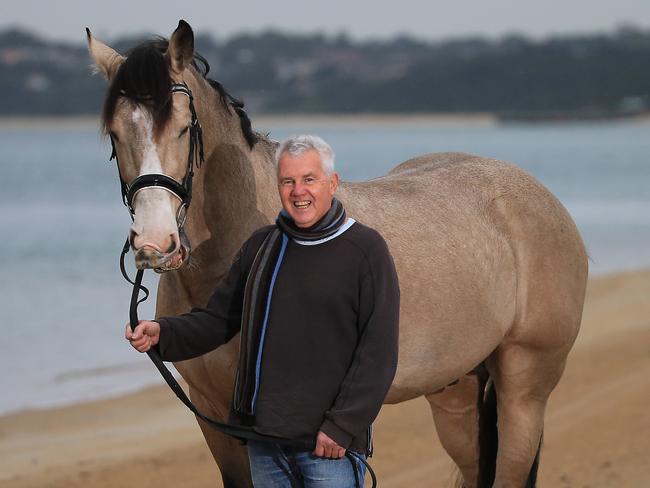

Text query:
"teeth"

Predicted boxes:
[[294, 201, 311, 208]]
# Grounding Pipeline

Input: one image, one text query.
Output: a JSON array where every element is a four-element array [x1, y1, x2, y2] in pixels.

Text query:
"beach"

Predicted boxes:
[[2, 116, 649, 486], [2, 268, 649, 488]]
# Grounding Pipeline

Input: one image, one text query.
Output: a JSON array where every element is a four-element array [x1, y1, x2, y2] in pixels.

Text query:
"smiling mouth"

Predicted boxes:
[[293, 200, 311, 209]]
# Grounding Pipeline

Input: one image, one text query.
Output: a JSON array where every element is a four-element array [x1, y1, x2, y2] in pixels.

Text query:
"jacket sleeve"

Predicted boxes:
[[156, 246, 248, 362], [319, 235, 400, 448]]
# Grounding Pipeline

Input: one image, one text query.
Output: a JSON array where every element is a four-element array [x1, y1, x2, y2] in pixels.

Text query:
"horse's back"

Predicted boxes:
[[337, 152, 588, 399], [385, 151, 476, 177]]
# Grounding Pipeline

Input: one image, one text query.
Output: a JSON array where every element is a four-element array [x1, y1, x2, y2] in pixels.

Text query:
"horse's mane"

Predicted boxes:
[[102, 38, 257, 148]]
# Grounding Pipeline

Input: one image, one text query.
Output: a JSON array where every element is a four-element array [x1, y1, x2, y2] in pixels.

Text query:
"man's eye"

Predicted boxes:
[[304, 177, 315, 184], [281, 180, 294, 187]]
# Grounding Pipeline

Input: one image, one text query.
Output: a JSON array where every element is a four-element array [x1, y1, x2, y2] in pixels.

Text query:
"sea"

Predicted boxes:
[[0, 117, 648, 416]]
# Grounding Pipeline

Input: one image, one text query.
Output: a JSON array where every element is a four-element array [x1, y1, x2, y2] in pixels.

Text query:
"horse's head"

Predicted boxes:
[[87, 20, 205, 272]]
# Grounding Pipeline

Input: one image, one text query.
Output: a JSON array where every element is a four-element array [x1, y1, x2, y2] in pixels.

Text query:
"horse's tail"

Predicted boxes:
[[475, 370, 543, 488], [476, 372, 498, 488]]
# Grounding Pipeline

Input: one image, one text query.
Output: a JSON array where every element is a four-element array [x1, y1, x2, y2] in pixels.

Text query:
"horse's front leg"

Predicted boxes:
[[190, 387, 252, 488], [178, 339, 252, 488]]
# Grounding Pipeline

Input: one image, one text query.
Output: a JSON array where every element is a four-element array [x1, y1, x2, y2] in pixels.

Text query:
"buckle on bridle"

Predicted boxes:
[[176, 203, 188, 228]]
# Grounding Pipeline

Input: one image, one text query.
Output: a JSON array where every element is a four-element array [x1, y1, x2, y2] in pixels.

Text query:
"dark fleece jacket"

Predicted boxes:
[[157, 221, 400, 454]]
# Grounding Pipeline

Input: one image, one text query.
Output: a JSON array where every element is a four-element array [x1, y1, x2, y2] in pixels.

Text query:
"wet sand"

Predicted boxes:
[[2, 269, 649, 487]]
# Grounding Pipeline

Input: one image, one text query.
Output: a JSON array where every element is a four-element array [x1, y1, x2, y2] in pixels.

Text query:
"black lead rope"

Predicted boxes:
[[120, 241, 376, 487]]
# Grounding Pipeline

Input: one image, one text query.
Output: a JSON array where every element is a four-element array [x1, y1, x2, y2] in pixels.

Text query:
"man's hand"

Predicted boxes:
[[125, 320, 160, 353], [313, 430, 346, 459]]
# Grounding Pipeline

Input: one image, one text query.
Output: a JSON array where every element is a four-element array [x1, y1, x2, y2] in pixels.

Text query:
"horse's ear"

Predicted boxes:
[[167, 20, 194, 74], [86, 28, 124, 80]]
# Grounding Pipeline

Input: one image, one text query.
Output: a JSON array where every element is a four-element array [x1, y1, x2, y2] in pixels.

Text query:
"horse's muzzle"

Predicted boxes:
[[134, 233, 190, 272]]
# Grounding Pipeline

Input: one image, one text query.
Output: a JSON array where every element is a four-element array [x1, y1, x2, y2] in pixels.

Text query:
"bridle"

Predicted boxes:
[[112, 82, 376, 488], [109, 82, 205, 229]]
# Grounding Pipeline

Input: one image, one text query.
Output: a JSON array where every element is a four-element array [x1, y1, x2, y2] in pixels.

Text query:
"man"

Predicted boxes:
[[126, 135, 400, 487]]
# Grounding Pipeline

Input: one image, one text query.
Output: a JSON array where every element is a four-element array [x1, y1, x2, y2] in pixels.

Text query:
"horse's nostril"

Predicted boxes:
[[129, 229, 138, 248], [165, 234, 179, 254]]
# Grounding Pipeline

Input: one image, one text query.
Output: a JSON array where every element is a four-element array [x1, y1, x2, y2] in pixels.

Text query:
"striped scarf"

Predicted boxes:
[[233, 198, 347, 419]]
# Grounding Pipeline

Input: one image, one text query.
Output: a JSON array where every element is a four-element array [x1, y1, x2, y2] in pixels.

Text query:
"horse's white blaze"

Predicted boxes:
[[130, 107, 179, 253]]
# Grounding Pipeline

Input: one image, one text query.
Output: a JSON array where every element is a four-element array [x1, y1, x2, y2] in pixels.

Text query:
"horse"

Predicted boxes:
[[87, 20, 588, 488]]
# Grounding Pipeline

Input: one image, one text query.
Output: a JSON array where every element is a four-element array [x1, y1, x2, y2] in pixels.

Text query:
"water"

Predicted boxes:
[[0, 118, 648, 415]]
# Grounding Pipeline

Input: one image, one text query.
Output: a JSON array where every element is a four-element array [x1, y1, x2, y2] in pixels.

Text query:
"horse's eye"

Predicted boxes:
[[179, 126, 190, 138], [109, 131, 120, 142]]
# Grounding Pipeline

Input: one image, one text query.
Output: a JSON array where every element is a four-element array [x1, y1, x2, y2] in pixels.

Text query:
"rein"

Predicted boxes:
[[112, 82, 377, 487]]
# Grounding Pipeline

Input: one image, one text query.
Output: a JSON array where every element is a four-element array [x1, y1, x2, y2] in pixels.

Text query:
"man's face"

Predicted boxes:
[[277, 149, 339, 228]]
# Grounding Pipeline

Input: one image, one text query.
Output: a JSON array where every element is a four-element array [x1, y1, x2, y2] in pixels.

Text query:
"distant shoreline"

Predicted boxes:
[[1, 112, 649, 130], [0, 116, 101, 130], [0, 113, 497, 130]]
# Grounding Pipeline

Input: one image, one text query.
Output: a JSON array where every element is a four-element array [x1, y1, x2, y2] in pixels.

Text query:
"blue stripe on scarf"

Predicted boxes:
[[251, 233, 289, 412]]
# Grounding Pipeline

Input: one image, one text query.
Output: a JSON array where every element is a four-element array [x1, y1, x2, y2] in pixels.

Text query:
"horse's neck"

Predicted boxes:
[[205, 134, 279, 247], [175, 109, 278, 302]]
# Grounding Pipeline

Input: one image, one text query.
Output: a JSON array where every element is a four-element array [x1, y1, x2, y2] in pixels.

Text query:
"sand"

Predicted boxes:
[[2, 269, 649, 487]]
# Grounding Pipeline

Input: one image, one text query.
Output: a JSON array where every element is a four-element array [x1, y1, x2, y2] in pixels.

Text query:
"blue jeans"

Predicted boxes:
[[247, 440, 366, 488]]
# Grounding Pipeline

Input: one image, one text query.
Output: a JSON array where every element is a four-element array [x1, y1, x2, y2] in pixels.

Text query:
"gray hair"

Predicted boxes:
[[274, 135, 336, 176]]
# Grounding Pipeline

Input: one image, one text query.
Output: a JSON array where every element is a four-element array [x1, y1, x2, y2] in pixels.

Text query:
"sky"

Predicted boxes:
[[3, 0, 650, 44]]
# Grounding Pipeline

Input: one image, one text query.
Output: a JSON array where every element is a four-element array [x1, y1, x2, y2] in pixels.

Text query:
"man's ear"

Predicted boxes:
[[86, 28, 124, 80], [330, 172, 340, 194]]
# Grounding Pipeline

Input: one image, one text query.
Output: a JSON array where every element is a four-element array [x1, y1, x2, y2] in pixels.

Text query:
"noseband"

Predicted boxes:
[[109, 82, 205, 226]]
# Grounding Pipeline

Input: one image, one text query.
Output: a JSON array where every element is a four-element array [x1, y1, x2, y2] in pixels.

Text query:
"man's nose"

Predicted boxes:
[[291, 182, 307, 195]]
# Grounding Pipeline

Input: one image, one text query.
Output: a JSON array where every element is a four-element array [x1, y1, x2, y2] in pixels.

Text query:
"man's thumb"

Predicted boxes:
[[131, 325, 142, 339]]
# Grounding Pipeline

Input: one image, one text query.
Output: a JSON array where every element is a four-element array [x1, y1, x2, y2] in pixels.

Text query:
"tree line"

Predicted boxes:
[[0, 25, 648, 119]]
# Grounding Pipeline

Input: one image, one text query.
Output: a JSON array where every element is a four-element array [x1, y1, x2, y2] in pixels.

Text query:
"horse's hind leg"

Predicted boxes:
[[487, 344, 569, 488], [426, 373, 485, 488]]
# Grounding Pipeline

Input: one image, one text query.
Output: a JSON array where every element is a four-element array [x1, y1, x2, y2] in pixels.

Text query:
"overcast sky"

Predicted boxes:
[[4, 0, 650, 44]]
